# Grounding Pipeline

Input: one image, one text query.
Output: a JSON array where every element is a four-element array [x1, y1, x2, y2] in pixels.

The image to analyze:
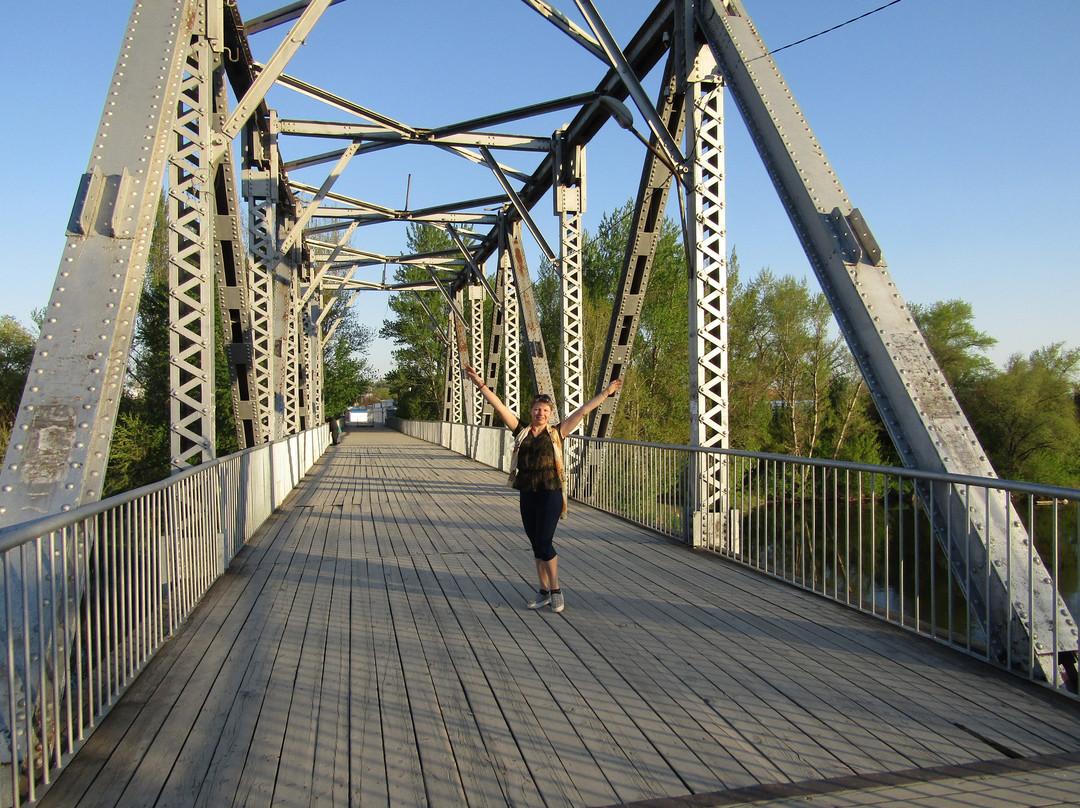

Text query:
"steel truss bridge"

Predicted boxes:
[[1, 0, 1077, 796]]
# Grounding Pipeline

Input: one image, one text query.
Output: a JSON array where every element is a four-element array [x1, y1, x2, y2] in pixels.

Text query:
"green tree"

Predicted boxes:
[[105, 196, 170, 495], [728, 265, 881, 461], [381, 223, 453, 419], [104, 194, 239, 493], [323, 298, 376, 417], [965, 343, 1080, 485], [0, 314, 36, 456]]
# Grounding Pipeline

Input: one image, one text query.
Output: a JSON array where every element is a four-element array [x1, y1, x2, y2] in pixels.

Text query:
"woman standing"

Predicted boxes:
[[464, 364, 622, 613]]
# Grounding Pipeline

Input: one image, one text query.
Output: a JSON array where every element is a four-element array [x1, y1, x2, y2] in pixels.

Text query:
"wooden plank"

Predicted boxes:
[[348, 477, 390, 806], [575, 529, 1061, 762], [414, 552, 544, 808], [364, 471, 430, 807], [310, 480, 353, 808]]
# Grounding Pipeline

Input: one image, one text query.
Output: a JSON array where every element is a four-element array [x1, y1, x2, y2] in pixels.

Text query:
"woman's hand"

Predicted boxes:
[[464, 364, 483, 387], [605, 378, 623, 397]]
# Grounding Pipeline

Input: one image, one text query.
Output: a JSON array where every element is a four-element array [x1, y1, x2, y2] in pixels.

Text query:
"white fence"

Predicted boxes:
[[0, 425, 330, 807]]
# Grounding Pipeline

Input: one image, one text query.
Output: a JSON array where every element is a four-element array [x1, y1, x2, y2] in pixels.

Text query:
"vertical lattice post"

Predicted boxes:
[[481, 262, 507, 426], [449, 291, 464, 423], [500, 240, 521, 417], [212, 75, 262, 450], [242, 118, 279, 443], [469, 283, 486, 424], [303, 279, 324, 428], [442, 336, 454, 422], [168, 25, 216, 470], [281, 242, 303, 435], [555, 133, 586, 427], [685, 46, 730, 550]]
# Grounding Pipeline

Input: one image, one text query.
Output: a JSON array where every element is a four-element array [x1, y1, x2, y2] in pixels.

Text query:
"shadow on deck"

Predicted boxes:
[[39, 428, 1080, 807]]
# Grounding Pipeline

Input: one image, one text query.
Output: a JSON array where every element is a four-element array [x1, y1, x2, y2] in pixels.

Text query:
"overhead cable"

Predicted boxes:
[[768, 0, 907, 56]]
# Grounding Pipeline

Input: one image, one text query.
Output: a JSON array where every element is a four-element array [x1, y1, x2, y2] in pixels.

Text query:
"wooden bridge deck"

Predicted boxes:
[[40, 428, 1080, 807]]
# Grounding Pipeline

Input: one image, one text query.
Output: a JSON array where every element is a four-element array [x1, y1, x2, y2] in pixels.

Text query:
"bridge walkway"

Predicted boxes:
[[37, 428, 1080, 807]]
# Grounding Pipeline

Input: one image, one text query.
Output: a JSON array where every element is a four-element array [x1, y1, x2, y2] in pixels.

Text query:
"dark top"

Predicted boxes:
[[511, 425, 562, 492]]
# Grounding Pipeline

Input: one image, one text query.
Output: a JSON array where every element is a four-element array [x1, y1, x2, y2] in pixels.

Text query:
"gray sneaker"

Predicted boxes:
[[527, 592, 551, 609], [551, 591, 565, 613]]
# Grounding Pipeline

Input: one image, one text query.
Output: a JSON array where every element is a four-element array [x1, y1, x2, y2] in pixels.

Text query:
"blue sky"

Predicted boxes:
[[1, 0, 1077, 377]]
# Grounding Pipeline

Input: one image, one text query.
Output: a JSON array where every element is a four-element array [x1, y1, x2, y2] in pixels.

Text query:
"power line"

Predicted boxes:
[[768, 0, 908, 56]]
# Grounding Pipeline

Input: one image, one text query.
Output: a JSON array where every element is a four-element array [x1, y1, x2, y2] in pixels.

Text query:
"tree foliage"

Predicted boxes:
[[380, 223, 453, 420], [322, 297, 376, 417], [0, 314, 37, 457], [727, 261, 881, 462], [964, 344, 1080, 485], [378, 203, 1079, 488]]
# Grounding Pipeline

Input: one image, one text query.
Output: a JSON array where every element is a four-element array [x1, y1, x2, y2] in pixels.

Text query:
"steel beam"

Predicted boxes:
[[682, 35, 730, 551], [507, 223, 558, 412], [696, 0, 1076, 674], [168, 30, 217, 470], [0, 0, 199, 773], [589, 51, 686, 440], [214, 94, 264, 450], [554, 134, 586, 429]]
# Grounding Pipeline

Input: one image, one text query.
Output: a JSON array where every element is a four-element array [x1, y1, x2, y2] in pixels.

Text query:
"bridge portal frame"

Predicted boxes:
[[1, 6, 1075, 778]]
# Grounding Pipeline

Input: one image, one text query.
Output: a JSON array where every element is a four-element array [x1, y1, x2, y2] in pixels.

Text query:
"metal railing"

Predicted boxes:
[[392, 418, 1079, 700], [0, 425, 330, 807]]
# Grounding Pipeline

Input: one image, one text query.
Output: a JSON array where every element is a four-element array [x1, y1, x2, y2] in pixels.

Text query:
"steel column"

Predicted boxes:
[[0, 0, 199, 775], [500, 238, 522, 417], [589, 52, 686, 439], [683, 38, 730, 551], [555, 134, 586, 429], [168, 24, 217, 470], [213, 88, 263, 450]]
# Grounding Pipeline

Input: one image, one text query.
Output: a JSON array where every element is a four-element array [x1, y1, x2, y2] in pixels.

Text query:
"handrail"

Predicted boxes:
[[1, 424, 330, 807]]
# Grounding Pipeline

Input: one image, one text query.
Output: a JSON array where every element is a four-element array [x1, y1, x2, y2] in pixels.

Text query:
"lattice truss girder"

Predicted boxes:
[[168, 28, 217, 469], [499, 244, 521, 416], [559, 210, 585, 424], [689, 84, 728, 448]]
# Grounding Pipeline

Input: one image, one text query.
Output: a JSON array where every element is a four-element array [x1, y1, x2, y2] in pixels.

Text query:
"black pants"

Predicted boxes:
[[519, 489, 562, 561]]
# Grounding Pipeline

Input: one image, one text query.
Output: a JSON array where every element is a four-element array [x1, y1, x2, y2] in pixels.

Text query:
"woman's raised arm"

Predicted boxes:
[[559, 378, 622, 438], [464, 364, 520, 431]]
